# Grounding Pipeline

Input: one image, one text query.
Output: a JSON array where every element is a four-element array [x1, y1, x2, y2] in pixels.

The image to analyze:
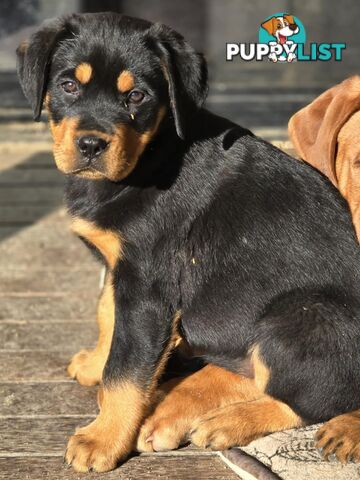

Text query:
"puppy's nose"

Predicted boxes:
[[77, 136, 108, 159], [289, 23, 298, 31]]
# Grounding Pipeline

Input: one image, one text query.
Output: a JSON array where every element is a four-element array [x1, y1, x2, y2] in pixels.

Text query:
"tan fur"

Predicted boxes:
[[67, 273, 115, 385], [137, 345, 300, 453], [71, 218, 123, 269], [149, 310, 182, 394], [49, 117, 80, 173], [17, 40, 29, 54], [284, 14, 295, 25], [117, 70, 135, 92], [316, 410, 360, 463], [137, 363, 264, 452], [190, 396, 302, 450], [48, 108, 165, 181], [261, 17, 278, 36], [336, 111, 360, 238], [252, 345, 270, 392], [66, 382, 147, 472], [75, 63, 93, 84]]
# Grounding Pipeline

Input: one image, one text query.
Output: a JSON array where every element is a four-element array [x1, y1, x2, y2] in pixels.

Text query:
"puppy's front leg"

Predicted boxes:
[[65, 264, 179, 473]]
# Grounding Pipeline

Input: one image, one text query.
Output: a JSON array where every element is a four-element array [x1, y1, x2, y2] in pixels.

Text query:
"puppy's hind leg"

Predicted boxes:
[[68, 271, 114, 386]]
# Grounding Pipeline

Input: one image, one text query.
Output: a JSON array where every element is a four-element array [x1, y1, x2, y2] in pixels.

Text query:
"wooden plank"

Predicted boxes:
[[0, 352, 74, 382], [0, 221, 99, 270], [0, 269, 99, 293], [0, 187, 63, 205], [0, 322, 97, 351], [0, 206, 62, 224], [0, 169, 63, 186], [0, 454, 238, 480], [0, 149, 52, 171], [0, 383, 97, 416], [0, 417, 201, 457], [0, 227, 21, 239], [0, 296, 97, 321], [0, 417, 87, 455]]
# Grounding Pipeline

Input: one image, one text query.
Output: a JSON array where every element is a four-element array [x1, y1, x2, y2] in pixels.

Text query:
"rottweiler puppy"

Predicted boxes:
[[17, 12, 360, 472]]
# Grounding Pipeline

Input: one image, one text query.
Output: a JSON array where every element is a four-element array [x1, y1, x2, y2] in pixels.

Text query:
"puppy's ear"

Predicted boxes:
[[16, 18, 67, 121], [148, 23, 208, 139], [288, 77, 360, 186], [284, 15, 296, 25], [261, 17, 277, 36]]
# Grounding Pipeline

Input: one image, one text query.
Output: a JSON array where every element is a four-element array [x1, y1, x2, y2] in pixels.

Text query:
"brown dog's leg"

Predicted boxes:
[[190, 396, 302, 450], [67, 272, 114, 386], [137, 364, 266, 452], [138, 348, 303, 452], [316, 410, 360, 463]]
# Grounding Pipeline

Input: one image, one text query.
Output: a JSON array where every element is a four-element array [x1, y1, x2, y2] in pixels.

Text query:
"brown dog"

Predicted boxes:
[[289, 76, 360, 463], [289, 76, 360, 241]]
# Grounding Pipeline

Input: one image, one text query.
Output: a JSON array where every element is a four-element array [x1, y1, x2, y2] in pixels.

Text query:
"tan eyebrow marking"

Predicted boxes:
[[75, 63, 93, 84], [117, 70, 135, 93]]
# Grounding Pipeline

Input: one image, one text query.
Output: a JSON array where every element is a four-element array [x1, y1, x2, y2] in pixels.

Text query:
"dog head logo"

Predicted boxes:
[[261, 15, 299, 44], [259, 13, 306, 62]]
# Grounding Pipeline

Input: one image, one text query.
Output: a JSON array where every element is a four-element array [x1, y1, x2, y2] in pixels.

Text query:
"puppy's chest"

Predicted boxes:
[[71, 217, 123, 269]]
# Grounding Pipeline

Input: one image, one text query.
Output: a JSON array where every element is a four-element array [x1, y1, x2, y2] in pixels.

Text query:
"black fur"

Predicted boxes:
[[17, 12, 360, 425]]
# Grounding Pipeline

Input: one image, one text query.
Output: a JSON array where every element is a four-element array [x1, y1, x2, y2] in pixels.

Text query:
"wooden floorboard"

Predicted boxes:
[[0, 455, 238, 480], [0, 322, 97, 351], [0, 296, 97, 321], [0, 351, 74, 381], [0, 269, 99, 293], [0, 383, 97, 416]]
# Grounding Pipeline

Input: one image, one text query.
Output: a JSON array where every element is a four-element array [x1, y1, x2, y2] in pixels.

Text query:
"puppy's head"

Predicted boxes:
[[261, 15, 299, 43], [17, 13, 208, 181]]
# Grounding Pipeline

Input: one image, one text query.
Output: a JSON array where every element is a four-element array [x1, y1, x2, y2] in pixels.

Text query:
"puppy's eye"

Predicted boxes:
[[61, 81, 79, 95], [127, 90, 145, 104], [277, 23, 282, 28]]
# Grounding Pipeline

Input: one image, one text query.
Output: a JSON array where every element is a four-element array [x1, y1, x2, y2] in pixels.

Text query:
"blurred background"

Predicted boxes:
[[1, 0, 359, 131]]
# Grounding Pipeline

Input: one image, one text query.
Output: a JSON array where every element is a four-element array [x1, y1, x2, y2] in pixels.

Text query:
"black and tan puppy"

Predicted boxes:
[[17, 12, 360, 472]]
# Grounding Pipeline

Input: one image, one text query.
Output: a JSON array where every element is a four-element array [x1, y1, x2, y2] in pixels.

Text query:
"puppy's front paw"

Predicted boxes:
[[287, 52, 297, 62], [268, 53, 278, 62], [65, 420, 128, 472], [67, 348, 106, 386]]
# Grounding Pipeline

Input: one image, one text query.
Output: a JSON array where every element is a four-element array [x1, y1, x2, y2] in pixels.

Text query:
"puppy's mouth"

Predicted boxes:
[[66, 164, 106, 179], [278, 33, 287, 44]]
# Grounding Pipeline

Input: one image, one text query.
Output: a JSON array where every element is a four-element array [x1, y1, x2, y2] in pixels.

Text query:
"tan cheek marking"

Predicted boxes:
[[71, 218, 124, 270], [75, 63, 93, 84], [117, 70, 135, 93], [49, 117, 79, 172], [104, 106, 166, 181]]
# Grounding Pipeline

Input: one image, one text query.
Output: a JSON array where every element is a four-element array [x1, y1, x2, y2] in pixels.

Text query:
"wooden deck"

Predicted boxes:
[[0, 124, 244, 480]]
